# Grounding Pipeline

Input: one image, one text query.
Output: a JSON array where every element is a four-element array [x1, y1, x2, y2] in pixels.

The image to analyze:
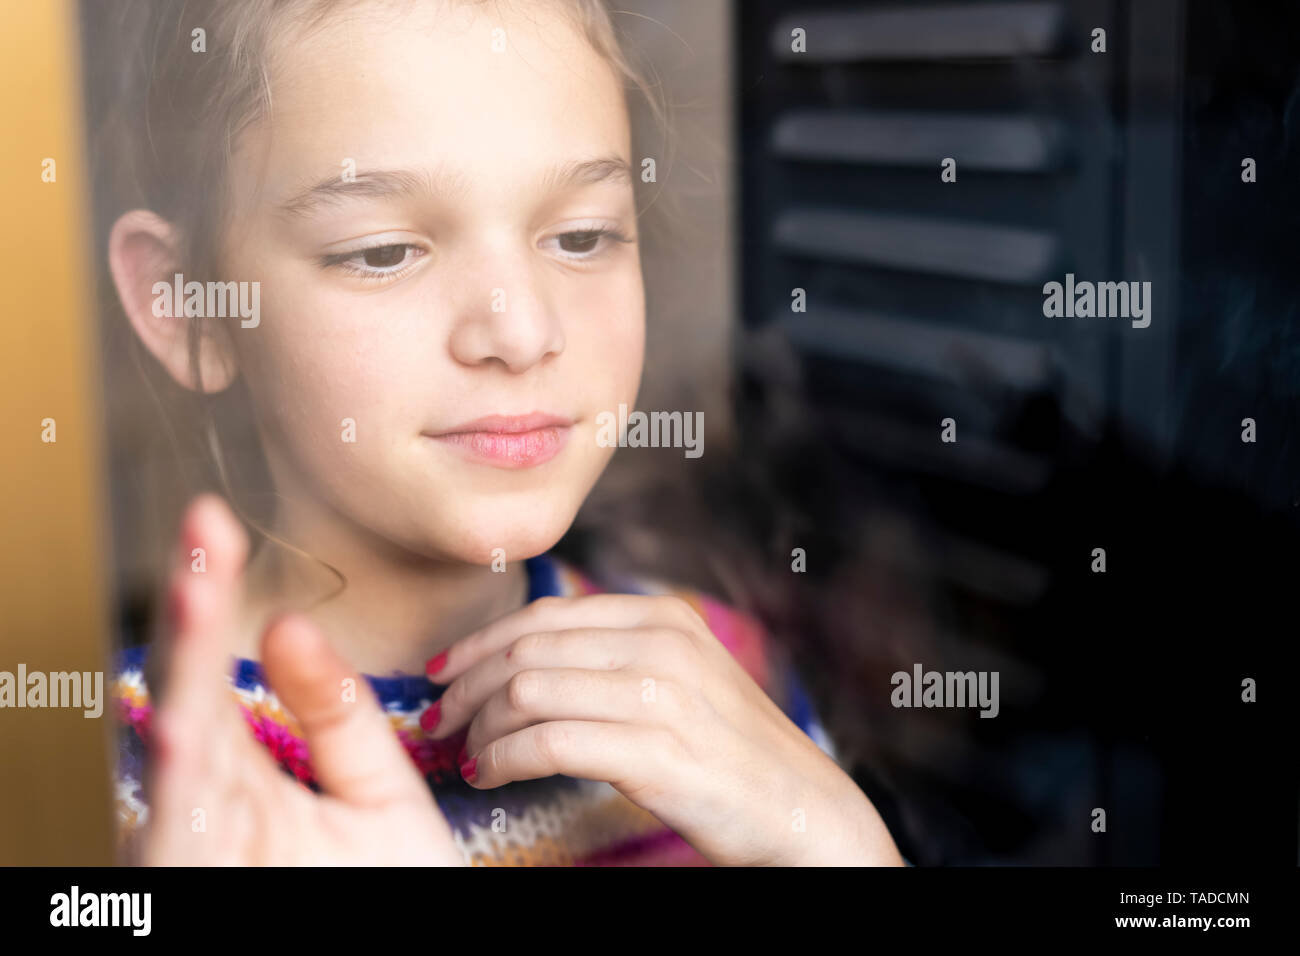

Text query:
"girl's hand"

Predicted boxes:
[[140, 495, 465, 866], [425, 592, 904, 866]]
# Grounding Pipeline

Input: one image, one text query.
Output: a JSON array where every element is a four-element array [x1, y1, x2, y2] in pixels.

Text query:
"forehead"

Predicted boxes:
[[236, 0, 631, 206]]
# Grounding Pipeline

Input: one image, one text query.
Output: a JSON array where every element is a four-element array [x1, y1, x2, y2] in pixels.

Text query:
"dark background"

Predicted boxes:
[[734, 0, 1300, 865]]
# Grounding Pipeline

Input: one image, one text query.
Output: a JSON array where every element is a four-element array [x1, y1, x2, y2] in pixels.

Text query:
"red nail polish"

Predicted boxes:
[[426, 651, 448, 677], [459, 756, 477, 783], [420, 700, 441, 732]]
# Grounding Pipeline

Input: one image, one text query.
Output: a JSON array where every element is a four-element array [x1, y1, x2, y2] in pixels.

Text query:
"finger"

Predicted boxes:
[[462, 667, 675, 756], [428, 626, 690, 739], [149, 494, 249, 794], [428, 594, 702, 685], [463, 719, 678, 796], [260, 612, 432, 808]]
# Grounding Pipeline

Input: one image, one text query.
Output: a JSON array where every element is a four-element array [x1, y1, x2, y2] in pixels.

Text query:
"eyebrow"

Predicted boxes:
[[537, 156, 633, 194], [276, 155, 633, 219]]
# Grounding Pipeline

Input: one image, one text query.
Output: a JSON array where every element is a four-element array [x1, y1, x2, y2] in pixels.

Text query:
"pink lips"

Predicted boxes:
[[424, 413, 574, 469]]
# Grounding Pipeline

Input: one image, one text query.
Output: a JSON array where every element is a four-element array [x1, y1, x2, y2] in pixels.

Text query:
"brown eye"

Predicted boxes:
[[558, 231, 602, 254], [362, 244, 409, 268]]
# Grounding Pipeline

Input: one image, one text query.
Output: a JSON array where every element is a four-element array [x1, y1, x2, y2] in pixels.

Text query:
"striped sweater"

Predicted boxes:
[[111, 553, 838, 866]]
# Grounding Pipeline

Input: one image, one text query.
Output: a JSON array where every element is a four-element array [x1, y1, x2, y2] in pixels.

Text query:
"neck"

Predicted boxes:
[[235, 498, 530, 676]]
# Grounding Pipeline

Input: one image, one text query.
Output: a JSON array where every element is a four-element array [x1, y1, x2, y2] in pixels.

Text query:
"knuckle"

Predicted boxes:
[[658, 594, 703, 631], [444, 676, 470, 713], [535, 721, 572, 765], [529, 595, 562, 617], [305, 694, 352, 736], [509, 631, 547, 665], [654, 593, 686, 618], [506, 669, 542, 712], [660, 625, 697, 656], [654, 626, 704, 671]]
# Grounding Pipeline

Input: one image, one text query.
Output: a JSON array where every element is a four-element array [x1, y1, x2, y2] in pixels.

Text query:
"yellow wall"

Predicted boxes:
[[0, 0, 115, 865]]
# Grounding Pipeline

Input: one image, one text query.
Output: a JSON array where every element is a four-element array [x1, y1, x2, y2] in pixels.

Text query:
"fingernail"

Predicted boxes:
[[419, 700, 441, 732], [426, 651, 448, 678], [459, 756, 478, 783]]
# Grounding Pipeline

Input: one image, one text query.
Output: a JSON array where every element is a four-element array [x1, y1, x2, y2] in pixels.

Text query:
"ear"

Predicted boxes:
[[106, 209, 239, 392]]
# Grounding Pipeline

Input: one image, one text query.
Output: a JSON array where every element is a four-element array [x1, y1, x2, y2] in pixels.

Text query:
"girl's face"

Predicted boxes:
[[219, 0, 644, 564]]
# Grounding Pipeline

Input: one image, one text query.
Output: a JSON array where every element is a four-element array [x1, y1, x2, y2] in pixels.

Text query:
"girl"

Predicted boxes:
[[101, 0, 905, 866]]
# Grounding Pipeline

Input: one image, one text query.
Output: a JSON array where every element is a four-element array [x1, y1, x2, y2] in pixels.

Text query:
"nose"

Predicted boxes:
[[447, 243, 565, 374]]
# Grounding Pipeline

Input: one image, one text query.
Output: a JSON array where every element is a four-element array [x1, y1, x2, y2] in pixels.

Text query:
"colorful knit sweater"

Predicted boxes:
[[111, 553, 838, 866]]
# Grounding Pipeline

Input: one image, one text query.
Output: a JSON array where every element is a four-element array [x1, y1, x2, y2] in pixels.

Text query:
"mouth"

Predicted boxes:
[[422, 413, 575, 469]]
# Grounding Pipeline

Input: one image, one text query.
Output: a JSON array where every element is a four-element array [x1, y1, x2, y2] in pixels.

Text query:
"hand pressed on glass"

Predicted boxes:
[[140, 495, 464, 866]]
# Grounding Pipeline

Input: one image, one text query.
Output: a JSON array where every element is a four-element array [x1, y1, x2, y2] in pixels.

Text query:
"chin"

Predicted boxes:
[[429, 494, 582, 566]]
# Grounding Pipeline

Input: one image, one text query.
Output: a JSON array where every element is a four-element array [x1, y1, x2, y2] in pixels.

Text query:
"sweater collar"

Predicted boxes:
[[118, 552, 572, 711]]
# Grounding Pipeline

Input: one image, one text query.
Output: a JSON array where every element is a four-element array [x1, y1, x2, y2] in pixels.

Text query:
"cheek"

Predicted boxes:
[[617, 283, 647, 401], [569, 271, 645, 402], [233, 298, 406, 459]]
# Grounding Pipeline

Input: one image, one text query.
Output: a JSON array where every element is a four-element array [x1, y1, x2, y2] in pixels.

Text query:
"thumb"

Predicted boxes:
[[260, 613, 429, 807]]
